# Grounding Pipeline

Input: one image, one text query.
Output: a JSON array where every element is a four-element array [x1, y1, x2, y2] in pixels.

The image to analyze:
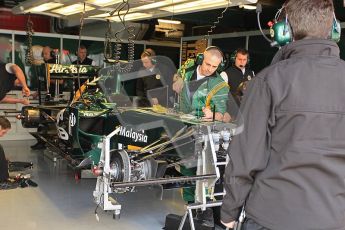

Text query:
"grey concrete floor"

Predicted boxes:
[[0, 140, 186, 230]]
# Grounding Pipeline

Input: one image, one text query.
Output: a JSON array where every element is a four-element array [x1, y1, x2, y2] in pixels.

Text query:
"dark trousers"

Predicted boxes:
[[242, 218, 270, 230], [0, 144, 9, 182]]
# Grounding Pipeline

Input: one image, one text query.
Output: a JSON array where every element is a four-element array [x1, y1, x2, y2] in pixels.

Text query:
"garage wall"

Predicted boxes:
[[0, 29, 180, 140], [182, 26, 345, 74]]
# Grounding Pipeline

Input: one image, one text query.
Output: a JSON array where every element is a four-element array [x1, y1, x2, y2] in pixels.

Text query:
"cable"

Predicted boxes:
[[25, 15, 34, 65], [94, 193, 104, 222], [104, 20, 113, 60], [205, 0, 231, 39], [112, 2, 126, 66], [256, 4, 274, 44], [76, 3, 86, 94], [68, 3, 87, 107], [110, 0, 135, 73]]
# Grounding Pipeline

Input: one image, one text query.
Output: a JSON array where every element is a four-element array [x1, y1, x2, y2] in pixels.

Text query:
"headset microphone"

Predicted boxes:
[[257, 3, 290, 48], [256, 4, 274, 45]]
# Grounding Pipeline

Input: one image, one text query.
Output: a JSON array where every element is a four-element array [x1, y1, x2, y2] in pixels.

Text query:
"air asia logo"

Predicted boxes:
[[50, 64, 88, 74], [117, 126, 148, 143]]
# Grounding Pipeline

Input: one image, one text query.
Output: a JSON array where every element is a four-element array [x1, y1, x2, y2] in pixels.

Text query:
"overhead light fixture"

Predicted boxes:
[[132, 0, 187, 11], [24, 2, 63, 13], [158, 19, 181, 24], [246, 0, 258, 3], [86, 0, 123, 7], [51, 4, 95, 16], [162, 0, 229, 13], [108, 13, 153, 22], [239, 4, 257, 10]]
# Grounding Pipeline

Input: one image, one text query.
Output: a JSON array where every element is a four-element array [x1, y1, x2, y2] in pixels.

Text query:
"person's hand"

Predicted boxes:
[[21, 98, 30, 105], [31, 91, 39, 100], [22, 86, 30, 97], [173, 76, 184, 94], [151, 98, 159, 105], [221, 220, 236, 228], [223, 112, 232, 123], [202, 107, 224, 121], [202, 107, 213, 119]]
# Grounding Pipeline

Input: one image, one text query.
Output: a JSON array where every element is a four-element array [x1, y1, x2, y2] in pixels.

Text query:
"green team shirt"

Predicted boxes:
[[178, 59, 229, 116]]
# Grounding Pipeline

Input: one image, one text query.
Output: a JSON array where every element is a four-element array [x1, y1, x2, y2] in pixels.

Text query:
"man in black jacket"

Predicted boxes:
[[224, 48, 254, 105], [0, 116, 37, 188], [72, 45, 96, 90], [136, 48, 174, 107], [0, 62, 30, 105], [0, 116, 11, 182], [72, 45, 95, 66], [221, 0, 345, 229]]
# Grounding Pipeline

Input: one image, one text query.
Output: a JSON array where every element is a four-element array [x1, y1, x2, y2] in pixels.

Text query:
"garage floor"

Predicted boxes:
[[0, 140, 188, 230]]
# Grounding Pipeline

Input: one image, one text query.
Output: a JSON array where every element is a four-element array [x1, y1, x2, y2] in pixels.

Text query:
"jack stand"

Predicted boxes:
[[178, 201, 223, 230], [93, 170, 122, 221]]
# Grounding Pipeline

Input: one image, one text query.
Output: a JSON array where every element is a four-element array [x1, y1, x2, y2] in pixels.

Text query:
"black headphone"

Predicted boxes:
[[230, 48, 250, 65], [195, 46, 226, 73], [142, 49, 157, 65], [270, 7, 341, 47], [41, 49, 55, 58]]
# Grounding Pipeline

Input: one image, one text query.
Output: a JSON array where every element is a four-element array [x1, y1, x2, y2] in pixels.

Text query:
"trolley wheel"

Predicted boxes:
[[74, 170, 81, 181], [113, 213, 120, 220]]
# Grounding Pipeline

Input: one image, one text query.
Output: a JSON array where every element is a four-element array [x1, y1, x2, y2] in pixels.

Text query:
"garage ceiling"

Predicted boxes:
[[6, 0, 345, 38], [11, 0, 258, 22]]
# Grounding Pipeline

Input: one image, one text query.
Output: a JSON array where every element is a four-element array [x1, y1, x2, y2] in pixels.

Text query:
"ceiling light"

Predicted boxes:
[[158, 19, 181, 24], [86, 0, 123, 7], [24, 2, 63, 13], [108, 13, 153, 22], [98, 7, 116, 12], [239, 4, 257, 10], [51, 4, 95, 16], [162, 0, 229, 13], [132, 0, 187, 11], [88, 13, 111, 18], [246, 0, 258, 3]]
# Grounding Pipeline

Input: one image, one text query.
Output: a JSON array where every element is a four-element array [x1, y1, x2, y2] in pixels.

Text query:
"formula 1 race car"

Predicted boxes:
[[18, 57, 239, 220]]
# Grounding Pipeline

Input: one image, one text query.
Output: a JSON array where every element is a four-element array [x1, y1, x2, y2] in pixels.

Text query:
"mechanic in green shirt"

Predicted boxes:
[[173, 46, 229, 122], [172, 47, 229, 213]]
